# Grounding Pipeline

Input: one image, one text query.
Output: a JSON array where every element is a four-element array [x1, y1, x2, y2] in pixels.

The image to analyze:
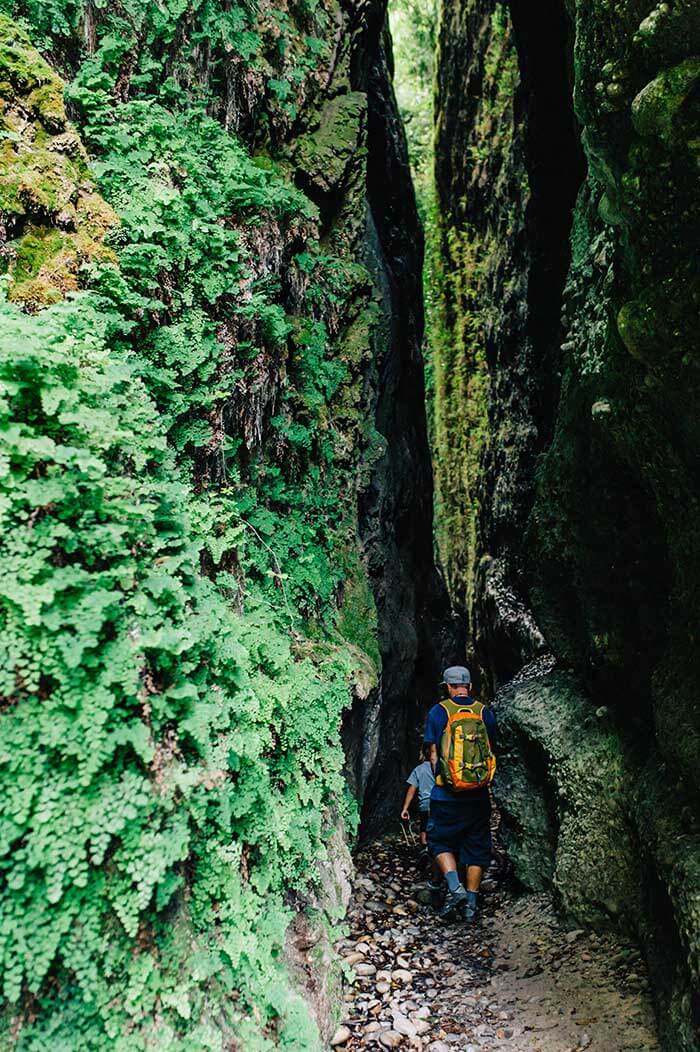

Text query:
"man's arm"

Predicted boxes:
[[428, 743, 438, 773], [400, 783, 417, 820], [483, 706, 497, 751], [424, 704, 444, 774]]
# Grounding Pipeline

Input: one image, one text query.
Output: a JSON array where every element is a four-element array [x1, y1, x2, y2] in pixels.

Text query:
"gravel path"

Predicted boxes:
[[332, 834, 659, 1052]]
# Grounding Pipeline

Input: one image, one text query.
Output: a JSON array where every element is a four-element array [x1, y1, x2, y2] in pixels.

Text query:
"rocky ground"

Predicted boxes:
[[332, 832, 659, 1052]]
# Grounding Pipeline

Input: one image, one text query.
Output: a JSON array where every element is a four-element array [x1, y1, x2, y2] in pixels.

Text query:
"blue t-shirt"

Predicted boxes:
[[423, 697, 497, 802], [406, 760, 436, 811]]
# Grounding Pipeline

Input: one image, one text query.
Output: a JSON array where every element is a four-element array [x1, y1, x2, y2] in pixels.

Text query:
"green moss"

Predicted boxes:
[[0, 14, 58, 94], [632, 57, 700, 142], [5, 224, 74, 308], [430, 217, 490, 607], [292, 93, 366, 193], [334, 550, 381, 677], [617, 268, 700, 366], [26, 80, 66, 129], [338, 304, 376, 367], [424, 1, 518, 616], [9, 224, 64, 282], [0, 152, 65, 214], [0, 18, 115, 309]]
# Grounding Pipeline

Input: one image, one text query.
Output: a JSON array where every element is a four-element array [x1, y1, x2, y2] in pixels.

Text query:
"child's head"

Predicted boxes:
[[421, 743, 432, 762]]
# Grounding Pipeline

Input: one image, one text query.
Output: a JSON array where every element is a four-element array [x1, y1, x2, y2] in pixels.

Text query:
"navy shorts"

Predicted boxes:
[[427, 796, 492, 867], [419, 810, 429, 834]]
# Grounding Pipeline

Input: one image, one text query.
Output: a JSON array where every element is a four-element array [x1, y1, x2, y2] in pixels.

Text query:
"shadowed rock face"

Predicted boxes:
[[433, 0, 586, 688], [348, 19, 454, 831], [434, 0, 699, 1047]]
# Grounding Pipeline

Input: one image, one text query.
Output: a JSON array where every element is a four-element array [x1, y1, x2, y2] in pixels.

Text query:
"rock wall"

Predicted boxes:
[[433, 0, 699, 1048], [0, 2, 445, 1047], [348, 17, 450, 829]]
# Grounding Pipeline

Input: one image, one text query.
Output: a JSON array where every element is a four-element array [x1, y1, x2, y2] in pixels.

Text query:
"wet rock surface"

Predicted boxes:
[[333, 834, 658, 1052]]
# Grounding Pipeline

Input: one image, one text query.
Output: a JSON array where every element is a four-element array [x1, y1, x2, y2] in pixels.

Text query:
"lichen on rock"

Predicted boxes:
[[0, 15, 117, 309]]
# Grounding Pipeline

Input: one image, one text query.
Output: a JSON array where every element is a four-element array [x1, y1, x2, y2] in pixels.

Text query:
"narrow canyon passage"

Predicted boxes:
[[338, 1, 699, 1051], [0, 0, 697, 1049], [332, 831, 660, 1052]]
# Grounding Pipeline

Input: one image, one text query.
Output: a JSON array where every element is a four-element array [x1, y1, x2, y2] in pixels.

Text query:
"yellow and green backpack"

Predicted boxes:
[[436, 698, 496, 791]]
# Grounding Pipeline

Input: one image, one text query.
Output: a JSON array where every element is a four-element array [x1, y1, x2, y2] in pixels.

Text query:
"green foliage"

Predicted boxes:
[[0, 0, 378, 1047], [0, 290, 356, 1050], [333, 551, 381, 676], [388, 0, 438, 211]]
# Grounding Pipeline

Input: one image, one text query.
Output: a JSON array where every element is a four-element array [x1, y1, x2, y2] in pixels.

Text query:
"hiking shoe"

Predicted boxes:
[[438, 887, 468, 922], [462, 890, 479, 923]]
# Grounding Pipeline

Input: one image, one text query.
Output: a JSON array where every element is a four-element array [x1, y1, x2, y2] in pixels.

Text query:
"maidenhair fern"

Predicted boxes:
[[0, 0, 379, 1047]]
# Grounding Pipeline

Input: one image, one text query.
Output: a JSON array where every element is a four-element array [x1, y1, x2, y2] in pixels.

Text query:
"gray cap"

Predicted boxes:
[[442, 665, 471, 685]]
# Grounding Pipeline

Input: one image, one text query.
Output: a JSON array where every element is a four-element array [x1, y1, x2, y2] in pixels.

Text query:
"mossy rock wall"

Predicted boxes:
[[0, 17, 117, 306], [0, 2, 445, 1048], [495, 668, 641, 924], [434, 0, 699, 1047]]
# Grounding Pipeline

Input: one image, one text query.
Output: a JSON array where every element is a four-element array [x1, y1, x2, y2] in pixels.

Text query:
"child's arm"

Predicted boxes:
[[400, 784, 416, 820]]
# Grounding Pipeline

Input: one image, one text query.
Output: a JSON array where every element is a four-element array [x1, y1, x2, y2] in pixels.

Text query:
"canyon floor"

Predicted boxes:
[[333, 832, 659, 1052]]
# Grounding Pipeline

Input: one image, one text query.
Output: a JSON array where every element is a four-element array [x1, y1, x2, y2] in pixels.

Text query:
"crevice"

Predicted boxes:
[[508, 0, 587, 447], [341, 13, 455, 835]]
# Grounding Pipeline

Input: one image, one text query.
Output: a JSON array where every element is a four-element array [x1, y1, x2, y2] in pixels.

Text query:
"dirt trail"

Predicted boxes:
[[332, 834, 659, 1052]]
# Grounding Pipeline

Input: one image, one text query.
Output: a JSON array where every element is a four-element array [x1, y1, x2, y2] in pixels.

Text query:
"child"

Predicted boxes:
[[400, 745, 435, 846]]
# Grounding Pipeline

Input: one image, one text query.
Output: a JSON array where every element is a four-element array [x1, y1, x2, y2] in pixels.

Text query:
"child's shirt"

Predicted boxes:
[[406, 760, 435, 812]]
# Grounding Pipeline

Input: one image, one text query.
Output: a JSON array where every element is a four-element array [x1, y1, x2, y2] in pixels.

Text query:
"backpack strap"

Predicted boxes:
[[441, 697, 482, 716]]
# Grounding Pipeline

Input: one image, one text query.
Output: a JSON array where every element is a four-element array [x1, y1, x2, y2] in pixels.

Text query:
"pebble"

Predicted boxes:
[[392, 1012, 417, 1037], [379, 1031, 402, 1048], [338, 833, 660, 1052], [393, 968, 414, 984]]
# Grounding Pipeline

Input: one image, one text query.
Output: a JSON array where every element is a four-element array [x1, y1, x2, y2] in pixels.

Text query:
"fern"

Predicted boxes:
[[0, 0, 377, 1047]]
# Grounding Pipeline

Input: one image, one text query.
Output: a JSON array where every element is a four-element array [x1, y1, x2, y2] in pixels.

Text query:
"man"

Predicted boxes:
[[424, 665, 497, 922]]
